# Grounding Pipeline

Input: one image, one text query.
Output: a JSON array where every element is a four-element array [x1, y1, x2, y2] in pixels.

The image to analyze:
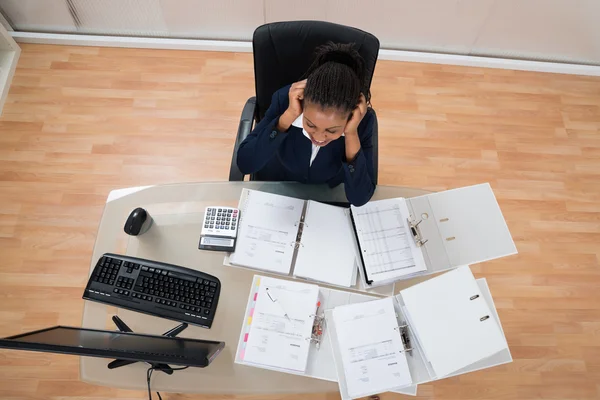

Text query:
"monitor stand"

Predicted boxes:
[[107, 315, 188, 375]]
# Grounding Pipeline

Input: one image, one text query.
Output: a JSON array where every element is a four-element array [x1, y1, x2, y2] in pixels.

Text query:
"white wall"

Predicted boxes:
[[1, 0, 599, 65]]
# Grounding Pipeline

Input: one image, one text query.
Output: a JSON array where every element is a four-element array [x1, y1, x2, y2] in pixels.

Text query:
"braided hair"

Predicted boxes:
[[303, 42, 370, 117]]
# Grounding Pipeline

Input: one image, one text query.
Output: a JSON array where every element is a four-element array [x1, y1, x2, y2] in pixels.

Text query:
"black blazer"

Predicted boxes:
[[236, 85, 376, 206]]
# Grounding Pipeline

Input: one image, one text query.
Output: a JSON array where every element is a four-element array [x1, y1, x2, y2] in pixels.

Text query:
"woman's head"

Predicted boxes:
[[302, 42, 369, 146]]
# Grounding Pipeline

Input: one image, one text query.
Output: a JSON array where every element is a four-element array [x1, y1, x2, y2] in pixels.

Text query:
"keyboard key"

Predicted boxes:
[[141, 266, 148, 271], [114, 288, 119, 293]]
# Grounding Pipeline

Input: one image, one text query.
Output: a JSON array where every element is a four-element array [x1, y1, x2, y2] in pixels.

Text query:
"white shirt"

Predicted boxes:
[[291, 113, 344, 167]]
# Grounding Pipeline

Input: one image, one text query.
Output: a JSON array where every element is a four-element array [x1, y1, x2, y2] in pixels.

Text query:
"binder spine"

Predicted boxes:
[[348, 208, 372, 285]]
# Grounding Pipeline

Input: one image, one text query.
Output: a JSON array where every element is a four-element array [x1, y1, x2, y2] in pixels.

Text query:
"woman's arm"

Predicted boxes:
[[236, 90, 287, 175], [343, 108, 376, 206], [237, 82, 305, 175]]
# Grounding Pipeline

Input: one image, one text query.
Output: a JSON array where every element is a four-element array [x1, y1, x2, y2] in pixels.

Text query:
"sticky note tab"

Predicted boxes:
[[244, 333, 249, 342], [239, 349, 245, 360], [253, 292, 258, 301], [249, 308, 254, 317], [256, 277, 261, 286], [247, 316, 252, 325]]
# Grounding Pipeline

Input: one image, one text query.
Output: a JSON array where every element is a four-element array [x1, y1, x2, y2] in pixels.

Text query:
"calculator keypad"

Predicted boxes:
[[202, 207, 238, 238]]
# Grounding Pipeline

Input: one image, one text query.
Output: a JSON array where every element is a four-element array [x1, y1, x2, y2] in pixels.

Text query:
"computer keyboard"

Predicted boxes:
[[83, 253, 221, 329]]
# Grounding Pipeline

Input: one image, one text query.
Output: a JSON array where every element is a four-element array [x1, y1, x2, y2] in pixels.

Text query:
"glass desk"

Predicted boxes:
[[81, 182, 430, 395]]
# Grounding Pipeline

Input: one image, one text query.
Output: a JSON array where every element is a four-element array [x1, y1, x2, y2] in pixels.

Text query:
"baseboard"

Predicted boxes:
[[11, 31, 600, 77], [378, 49, 600, 77], [11, 32, 252, 53]]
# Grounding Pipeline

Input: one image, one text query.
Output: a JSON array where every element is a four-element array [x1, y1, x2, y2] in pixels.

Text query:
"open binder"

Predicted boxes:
[[351, 183, 517, 286], [234, 275, 418, 397], [227, 189, 394, 296], [326, 266, 512, 400]]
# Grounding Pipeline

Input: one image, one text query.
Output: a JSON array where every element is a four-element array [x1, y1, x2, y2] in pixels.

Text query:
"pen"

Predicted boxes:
[[266, 288, 293, 325]]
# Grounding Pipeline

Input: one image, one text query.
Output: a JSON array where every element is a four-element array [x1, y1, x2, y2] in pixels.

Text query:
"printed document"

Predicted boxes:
[[351, 198, 427, 284], [230, 190, 304, 274], [332, 297, 413, 398], [243, 277, 319, 372]]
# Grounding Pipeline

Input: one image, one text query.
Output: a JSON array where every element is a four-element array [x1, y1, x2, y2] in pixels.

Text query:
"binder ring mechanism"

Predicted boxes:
[[306, 313, 325, 350], [394, 324, 412, 354], [292, 217, 307, 249], [407, 217, 428, 247]]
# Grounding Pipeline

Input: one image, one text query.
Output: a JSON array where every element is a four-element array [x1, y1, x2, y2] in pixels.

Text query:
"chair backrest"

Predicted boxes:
[[252, 21, 380, 121]]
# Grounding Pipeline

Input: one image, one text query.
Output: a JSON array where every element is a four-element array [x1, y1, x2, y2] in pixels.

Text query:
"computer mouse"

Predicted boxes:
[[124, 207, 152, 236]]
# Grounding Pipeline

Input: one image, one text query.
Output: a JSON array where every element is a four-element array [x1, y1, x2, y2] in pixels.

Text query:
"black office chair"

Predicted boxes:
[[228, 20, 380, 183]]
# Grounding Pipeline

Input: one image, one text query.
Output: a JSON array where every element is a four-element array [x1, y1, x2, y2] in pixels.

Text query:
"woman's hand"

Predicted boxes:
[[287, 79, 306, 119], [344, 94, 367, 136], [277, 80, 306, 132], [344, 94, 367, 162]]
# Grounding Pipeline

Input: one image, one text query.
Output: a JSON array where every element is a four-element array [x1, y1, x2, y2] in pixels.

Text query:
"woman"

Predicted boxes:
[[237, 42, 376, 206]]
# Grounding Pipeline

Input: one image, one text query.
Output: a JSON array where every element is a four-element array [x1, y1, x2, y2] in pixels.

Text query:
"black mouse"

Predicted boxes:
[[124, 207, 152, 236]]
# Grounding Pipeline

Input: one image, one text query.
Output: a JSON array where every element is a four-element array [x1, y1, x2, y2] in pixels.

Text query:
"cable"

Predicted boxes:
[[146, 365, 189, 400]]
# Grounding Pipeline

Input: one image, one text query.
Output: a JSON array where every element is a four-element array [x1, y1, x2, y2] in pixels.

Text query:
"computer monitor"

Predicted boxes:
[[0, 326, 224, 368]]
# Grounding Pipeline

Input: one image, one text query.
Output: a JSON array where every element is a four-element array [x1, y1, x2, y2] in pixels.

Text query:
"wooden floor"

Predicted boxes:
[[1, 44, 599, 400]]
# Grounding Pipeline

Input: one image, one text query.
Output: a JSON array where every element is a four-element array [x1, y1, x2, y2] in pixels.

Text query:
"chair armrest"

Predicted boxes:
[[228, 96, 256, 181]]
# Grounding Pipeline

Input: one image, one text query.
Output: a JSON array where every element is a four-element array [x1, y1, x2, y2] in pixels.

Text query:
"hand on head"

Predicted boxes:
[[344, 94, 367, 136], [287, 79, 307, 119]]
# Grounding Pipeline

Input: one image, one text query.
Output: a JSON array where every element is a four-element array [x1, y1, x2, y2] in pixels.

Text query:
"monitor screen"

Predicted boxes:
[[0, 326, 224, 368]]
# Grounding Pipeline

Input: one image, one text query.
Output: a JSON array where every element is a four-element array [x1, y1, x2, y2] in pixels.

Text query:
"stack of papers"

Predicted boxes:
[[351, 198, 427, 286], [332, 297, 413, 398], [293, 201, 359, 287], [239, 276, 319, 373], [230, 190, 304, 274]]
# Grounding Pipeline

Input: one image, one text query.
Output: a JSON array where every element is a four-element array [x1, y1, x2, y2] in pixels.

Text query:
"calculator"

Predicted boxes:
[[198, 206, 239, 252]]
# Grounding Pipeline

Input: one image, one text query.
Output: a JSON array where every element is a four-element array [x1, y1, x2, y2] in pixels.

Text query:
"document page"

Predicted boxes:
[[242, 276, 319, 372], [230, 190, 305, 274], [294, 201, 358, 287], [332, 297, 412, 398], [400, 266, 508, 378], [351, 198, 427, 284]]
